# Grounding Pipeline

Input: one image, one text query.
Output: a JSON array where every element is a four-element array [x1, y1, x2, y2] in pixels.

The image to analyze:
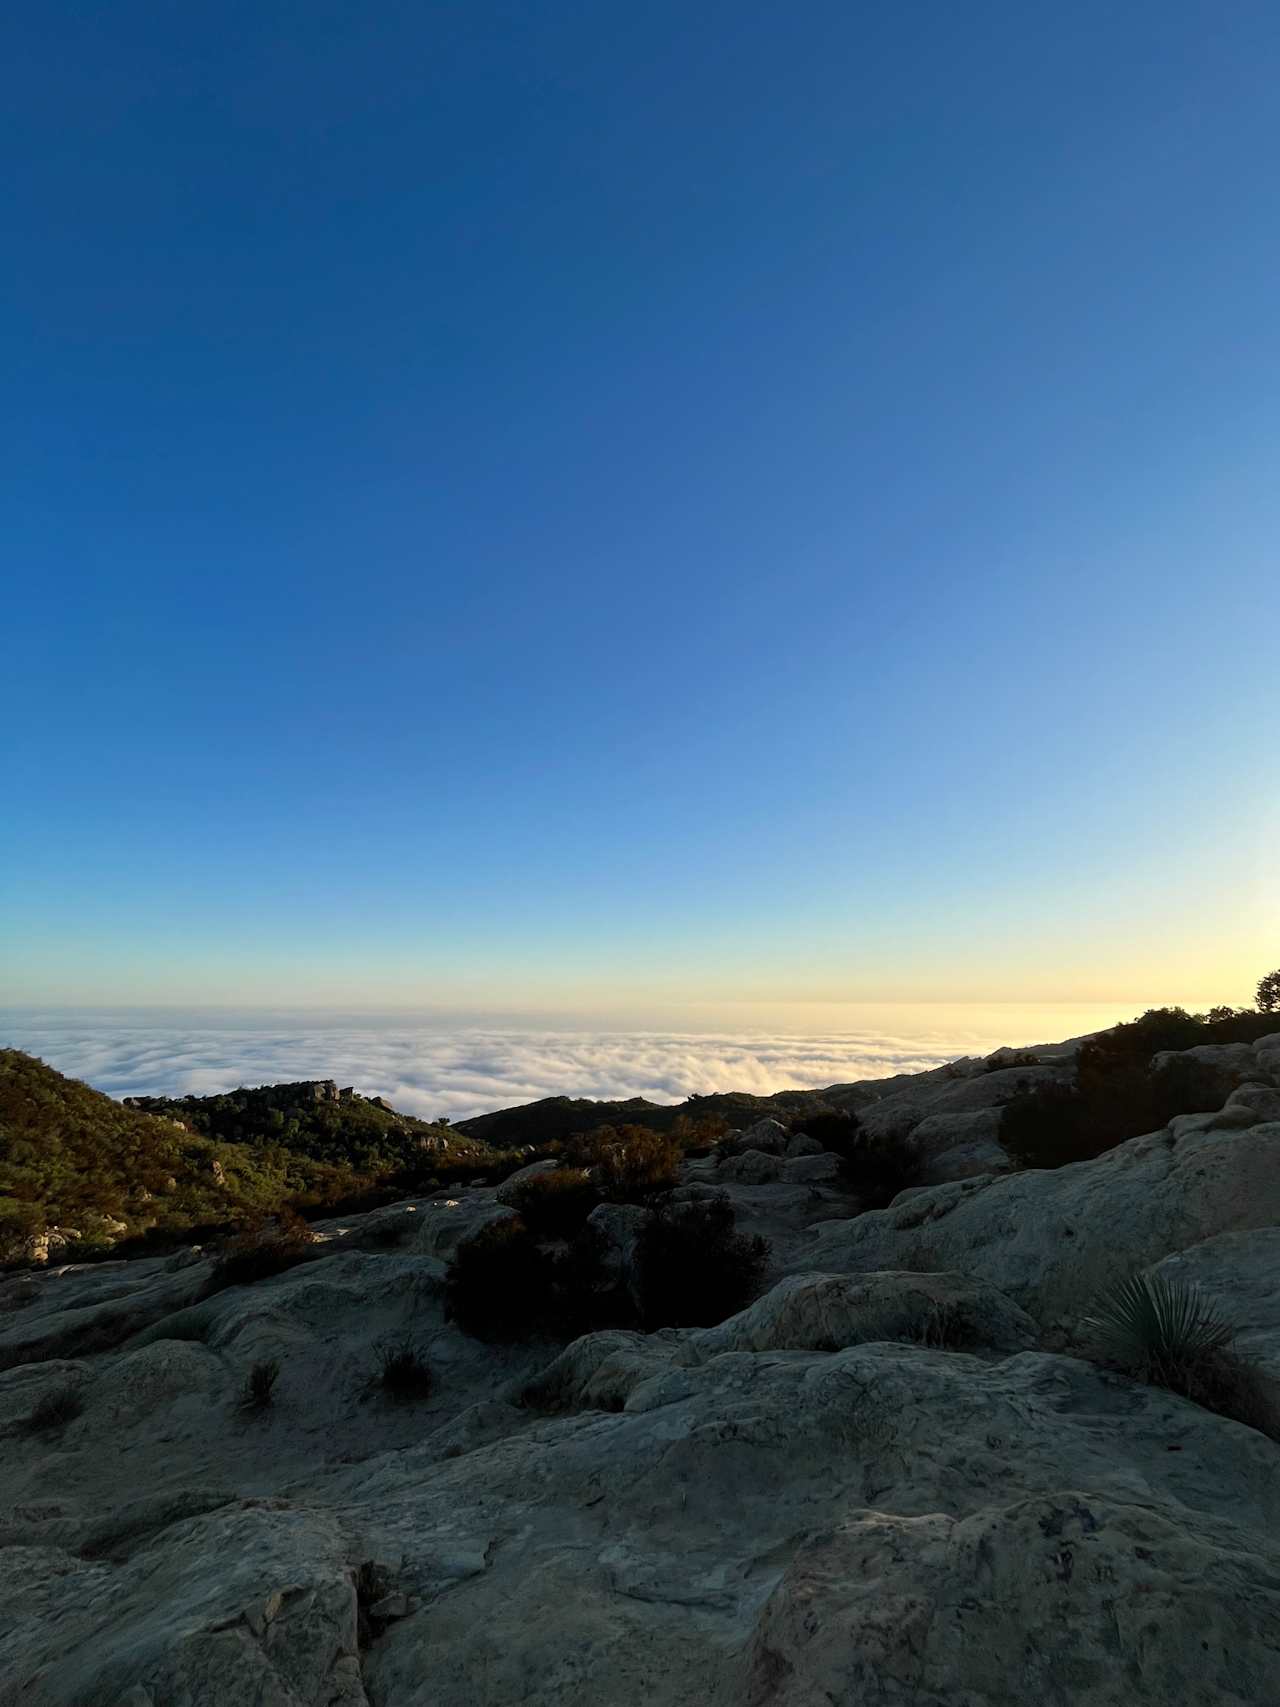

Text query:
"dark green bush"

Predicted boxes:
[[445, 1219, 555, 1341], [1002, 1009, 1259, 1171], [635, 1194, 769, 1330], [839, 1130, 924, 1208], [790, 1110, 920, 1206], [548, 1224, 631, 1338], [507, 1168, 600, 1238], [792, 1110, 859, 1153]]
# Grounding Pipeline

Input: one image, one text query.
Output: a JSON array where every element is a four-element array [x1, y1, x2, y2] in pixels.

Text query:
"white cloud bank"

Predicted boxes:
[[0, 1013, 1029, 1120]]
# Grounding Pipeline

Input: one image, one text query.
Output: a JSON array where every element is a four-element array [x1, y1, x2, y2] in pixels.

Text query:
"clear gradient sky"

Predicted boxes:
[[3, 2, 1276, 1017]]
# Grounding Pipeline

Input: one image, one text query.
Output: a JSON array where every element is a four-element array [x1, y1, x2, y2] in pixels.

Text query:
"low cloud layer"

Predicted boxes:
[[0, 1014, 1010, 1120]]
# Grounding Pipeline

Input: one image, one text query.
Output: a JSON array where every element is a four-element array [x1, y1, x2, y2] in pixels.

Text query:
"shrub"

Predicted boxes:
[[507, 1168, 600, 1239], [561, 1124, 684, 1200], [1002, 1082, 1101, 1170], [445, 1218, 554, 1341], [548, 1224, 632, 1338], [793, 1110, 860, 1153], [241, 1358, 280, 1411], [635, 1194, 769, 1330], [1002, 1015, 1255, 1172], [791, 1111, 920, 1207], [1082, 1272, 1279, 1440], [376, 1338, 433, 1401], [207, 1212, 317, 1292], [838, 1130, 923, 1208], [25, 1384, 84, 1432], [669, 1111, 730, 1156]]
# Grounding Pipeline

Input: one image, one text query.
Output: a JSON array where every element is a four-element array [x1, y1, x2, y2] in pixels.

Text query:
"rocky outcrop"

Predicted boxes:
[[736, 1493, 1280, 1706], [794, 1042, 1280, 1326], [2, 1031, 1279, 1705], [688, 1269, 1039, 1359]]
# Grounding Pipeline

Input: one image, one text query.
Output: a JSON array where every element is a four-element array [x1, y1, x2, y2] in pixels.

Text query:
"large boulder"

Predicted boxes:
[[495, 1159, 562, 1205], [794, 1115, 1280, 1324], [721, 1119, 789, 1158], [689, 1270, 1039, 1359], [585, 1202, 648, 1299], [0, 1503, 368, 1707], [736, 1493, 1280, 1706], [716, 1149, 786, 1185], [781, 1152, 841, 1185], [0, 1252, 213, 1372]]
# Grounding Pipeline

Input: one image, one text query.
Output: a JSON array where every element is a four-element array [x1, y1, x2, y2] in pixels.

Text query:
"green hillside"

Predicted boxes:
[[126, 1079, 459, 1174], [0, 1052, 469, 1261]]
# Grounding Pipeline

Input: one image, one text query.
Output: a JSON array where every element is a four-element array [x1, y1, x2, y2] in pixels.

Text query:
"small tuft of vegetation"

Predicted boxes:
[[376, 1338, 434, 1401], [25, 1383, 84, 1433], [241, 1358, 280, 1411], [635, 1194, 770, 1330], [1082, 1273, 1279, 1440], [507, 1167, 600, 1239]]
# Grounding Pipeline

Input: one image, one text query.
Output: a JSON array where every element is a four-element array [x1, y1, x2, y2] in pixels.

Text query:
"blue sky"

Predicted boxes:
[[3, 1, 1276, 1015]]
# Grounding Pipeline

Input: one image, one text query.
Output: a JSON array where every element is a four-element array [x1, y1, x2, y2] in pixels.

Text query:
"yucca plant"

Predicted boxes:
[[1082, 1272, 1232, 1387]]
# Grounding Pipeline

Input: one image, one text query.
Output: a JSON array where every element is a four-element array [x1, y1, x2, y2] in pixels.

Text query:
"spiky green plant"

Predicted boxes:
[[1082, 1273, 1232, 1383]]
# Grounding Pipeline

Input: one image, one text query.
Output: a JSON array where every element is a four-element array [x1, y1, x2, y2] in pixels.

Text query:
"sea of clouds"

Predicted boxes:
[[0, 1012, 1011, 1121]]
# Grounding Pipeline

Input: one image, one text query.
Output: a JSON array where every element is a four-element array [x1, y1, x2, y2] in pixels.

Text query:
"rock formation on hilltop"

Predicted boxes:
[[1, 1017, 1280, 1703], [0, 1055, 470, 1264]]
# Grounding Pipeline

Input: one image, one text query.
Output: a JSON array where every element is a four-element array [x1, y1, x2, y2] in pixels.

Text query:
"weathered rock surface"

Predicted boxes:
[[688, 1269, 1039, 1359], [795, 1114, 1280, 1324], [737, 1493, 1280, 1706]]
